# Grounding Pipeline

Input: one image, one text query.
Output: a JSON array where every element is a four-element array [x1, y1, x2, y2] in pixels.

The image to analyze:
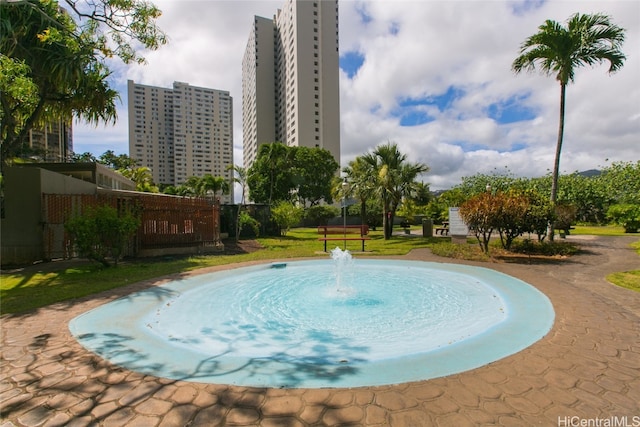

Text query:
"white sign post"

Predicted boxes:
[[448, 207, 469, 244]]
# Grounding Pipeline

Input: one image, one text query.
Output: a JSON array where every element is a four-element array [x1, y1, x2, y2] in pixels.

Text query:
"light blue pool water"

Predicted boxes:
[[69, 258, 554, 388]]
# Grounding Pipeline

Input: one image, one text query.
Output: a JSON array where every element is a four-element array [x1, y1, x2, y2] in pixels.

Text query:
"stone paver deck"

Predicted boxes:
[[1, 235, 639, 426]]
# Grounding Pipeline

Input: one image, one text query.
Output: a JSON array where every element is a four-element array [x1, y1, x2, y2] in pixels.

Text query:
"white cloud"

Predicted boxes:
[[73, 0, 640, 191]]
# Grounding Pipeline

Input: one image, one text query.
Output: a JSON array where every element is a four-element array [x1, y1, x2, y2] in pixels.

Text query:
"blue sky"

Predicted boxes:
[[73, 0, 640, 191]]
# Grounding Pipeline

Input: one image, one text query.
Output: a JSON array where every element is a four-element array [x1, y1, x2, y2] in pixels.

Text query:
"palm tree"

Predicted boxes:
[[227, 164, 248, 242], [120, 166, 158, 192], [182, 174, 229, 202], [361, 143, 429, 239], [342, 156, 378, 226], [512, 13, 625, 239], [200, 174, 230, 203]]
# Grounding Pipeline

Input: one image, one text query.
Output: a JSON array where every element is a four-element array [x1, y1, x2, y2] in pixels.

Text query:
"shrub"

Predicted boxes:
[[271, 201, 304, 236], [304, 205, 339, 226], [65, 204, 140, 267], [509, 239, 579, 256], [606, 204, 640, 233], [238, 210, 260, 237]]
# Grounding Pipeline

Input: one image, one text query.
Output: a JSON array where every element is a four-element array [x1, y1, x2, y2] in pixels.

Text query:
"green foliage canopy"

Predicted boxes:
[[247, 143, 339, 206], [1, 0, 166, 165]]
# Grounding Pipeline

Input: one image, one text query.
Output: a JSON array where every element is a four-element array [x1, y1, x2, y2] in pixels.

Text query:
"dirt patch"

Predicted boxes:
[[220, 239, 264, 255]]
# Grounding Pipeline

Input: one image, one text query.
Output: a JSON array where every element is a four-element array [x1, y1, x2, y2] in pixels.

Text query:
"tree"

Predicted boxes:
[[1, 0, 166, 167], [98, 150, 139, 170], [292, 146, 339, 207], [513, 13, 626, 239], [120, 166, 158, 193], [342, 156, 379, 227], [607, 204, 640, 233], [182, 174, 229, 202], [247, 143, 338, 206], [70, 151, 97, 163], [459, 192, 501, 254], [247, 143, 292, 205], [228, 164, 248, 242], [360, 143, 429, 239]]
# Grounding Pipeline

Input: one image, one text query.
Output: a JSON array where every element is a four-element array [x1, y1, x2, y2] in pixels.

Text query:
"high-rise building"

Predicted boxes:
[[128, 80, 234, 204], [21, 119, 73, 162], [242, 0, 340, 170]]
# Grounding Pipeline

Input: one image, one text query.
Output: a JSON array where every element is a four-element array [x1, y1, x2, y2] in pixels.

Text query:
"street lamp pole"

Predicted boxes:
[[342, 178, 348, 249]]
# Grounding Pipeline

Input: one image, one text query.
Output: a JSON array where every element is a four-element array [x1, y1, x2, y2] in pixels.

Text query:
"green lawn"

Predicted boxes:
[[2, 226, 638, 315], [571, 225, 631, 236], [0, 227, 438, 314]]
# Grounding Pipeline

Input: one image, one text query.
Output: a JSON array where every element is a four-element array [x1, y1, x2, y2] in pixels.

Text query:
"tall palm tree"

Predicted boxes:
[[512, 13, 625, 239]]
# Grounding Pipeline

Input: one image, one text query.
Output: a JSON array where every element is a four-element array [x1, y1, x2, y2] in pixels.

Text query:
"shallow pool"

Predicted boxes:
[[70, 259, 554, 388]]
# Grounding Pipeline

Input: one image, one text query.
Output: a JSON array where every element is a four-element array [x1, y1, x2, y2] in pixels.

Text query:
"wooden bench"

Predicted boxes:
[[318, 225, 370, 252], [435, 227, 449, 235]]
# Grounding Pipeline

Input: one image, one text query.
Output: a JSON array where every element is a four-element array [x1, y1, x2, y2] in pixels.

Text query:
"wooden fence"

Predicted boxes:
[[42, 192, 221, 260]]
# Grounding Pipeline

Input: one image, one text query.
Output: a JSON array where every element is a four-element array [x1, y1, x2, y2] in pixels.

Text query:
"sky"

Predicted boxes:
[[72, 0, 640, 191]]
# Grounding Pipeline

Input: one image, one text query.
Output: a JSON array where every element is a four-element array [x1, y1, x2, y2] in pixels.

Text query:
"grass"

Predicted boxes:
[[606, 240, 640, 293], [570, 225, 632, 236], [0, 227, 438, 314], [2, 226, 639, 314]]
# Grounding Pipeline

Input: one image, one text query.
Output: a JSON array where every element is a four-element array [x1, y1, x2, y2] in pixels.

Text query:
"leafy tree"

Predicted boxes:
[[433, 188, 467, 221], [65, 204, 140, 267], [271, 201, 303, 236], [459, 192, 501, 254], [99, 150, 139, 170], [248, 143, 293, 204], [495, 191, 530, 250], [304, 205, 340, 226], [292, 146, 339, 206], [247, 143, 338, 206], [458, 169, 524, 198], [513, 13, 626, 239], [522, 189, 555, 241], [0, 54, 39, 159], [1, 0, 166, 167], [598, 161, 640, 205]]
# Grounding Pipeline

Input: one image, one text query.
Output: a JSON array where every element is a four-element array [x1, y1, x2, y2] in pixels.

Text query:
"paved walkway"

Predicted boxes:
[[1, 235, 639, 426]]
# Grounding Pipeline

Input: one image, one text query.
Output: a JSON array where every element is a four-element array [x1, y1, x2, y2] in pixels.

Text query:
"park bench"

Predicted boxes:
[[435, 227, 449, 235], [318, 225, 370, 252], [435, 221, 449, 235]]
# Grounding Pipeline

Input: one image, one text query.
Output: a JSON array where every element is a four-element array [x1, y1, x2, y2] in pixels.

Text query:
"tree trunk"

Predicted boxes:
[[360, 199, 367, 227], [549, 82, 567, 241]]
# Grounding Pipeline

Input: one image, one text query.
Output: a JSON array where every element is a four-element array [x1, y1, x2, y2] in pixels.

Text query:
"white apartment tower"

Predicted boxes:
[[128, 80, 234, 204], [242, 0, 340, 170]]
